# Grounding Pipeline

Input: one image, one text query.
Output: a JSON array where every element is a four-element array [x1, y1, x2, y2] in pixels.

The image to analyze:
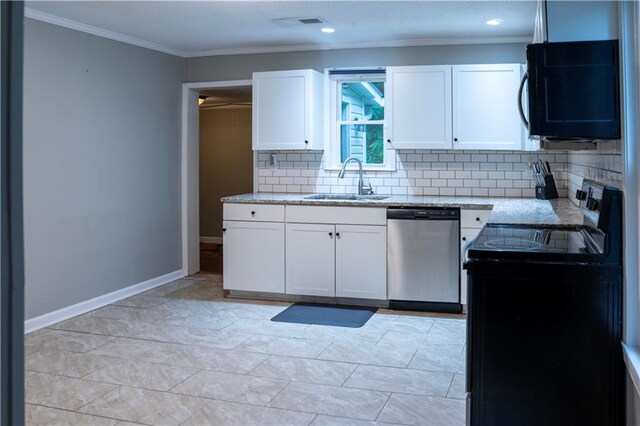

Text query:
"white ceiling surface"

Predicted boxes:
[[25, 1, 537, 57]]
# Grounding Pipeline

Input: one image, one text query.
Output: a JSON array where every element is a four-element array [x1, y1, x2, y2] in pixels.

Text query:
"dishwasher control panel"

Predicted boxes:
[[388, 207, 460, 220]]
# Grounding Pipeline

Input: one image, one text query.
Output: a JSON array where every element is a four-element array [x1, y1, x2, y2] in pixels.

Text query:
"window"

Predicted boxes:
[[326, 69, 396, 170]]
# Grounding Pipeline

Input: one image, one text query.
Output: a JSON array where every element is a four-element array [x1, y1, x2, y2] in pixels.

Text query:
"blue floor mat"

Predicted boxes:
[[271, 303, 377, 328]]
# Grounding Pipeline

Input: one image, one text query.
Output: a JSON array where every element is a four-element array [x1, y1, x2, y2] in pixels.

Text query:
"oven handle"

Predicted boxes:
[[518, 71, 530, 130]]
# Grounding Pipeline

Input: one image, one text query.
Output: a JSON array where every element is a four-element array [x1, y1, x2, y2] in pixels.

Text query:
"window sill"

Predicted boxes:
[[623, 343, 640, 396], [324, 165, 397, 173]]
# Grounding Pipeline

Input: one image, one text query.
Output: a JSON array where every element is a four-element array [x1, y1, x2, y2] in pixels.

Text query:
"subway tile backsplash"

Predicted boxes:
[[257, 150, 569, 198], [566, 140, 622, 206]]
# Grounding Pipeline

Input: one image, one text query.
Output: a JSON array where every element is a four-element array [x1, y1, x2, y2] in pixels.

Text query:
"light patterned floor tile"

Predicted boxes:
[[171, 369, 288, 405], [26, 373, 116, 411], [447, 374, 466, 400], [249, 355, 357, 386], [407, 344, 466, 373], [269, 382, 389, 420], [238, 335, 330, 358], [364, 314, 436, 334], [299, 324, 386, 345], [88, 338, 268, 373], [26, 329, 114, 353], [25, 346, 111, 378], [311, 415, 401, 426], [182, 400, 316, 426], [112, 295, 169, 309], [344, 365, 453, 396], [376, 393, 466, 426], [317, 341, 416, 368], [223, 318, 309, 337], [79, 386, 209, 426], [26, 404, 118, 426], [83, 359, 198, 391], [139, 279, 200, 297]]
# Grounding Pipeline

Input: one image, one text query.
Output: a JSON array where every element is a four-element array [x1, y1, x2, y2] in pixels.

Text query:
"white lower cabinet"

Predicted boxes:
[[286, 223, 336, 297], [460, 208, 491, 305], [335, 225, 387, 299], [286, 222, 387, 300], [222, 220, 285, 293]]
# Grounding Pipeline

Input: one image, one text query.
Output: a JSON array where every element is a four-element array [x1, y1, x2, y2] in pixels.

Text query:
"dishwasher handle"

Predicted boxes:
[[387, 208, 460, 220]]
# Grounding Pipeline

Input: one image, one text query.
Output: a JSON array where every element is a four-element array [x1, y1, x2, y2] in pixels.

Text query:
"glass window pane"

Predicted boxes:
[[340, 82, 384, 120], [340, 124, 384, 165]]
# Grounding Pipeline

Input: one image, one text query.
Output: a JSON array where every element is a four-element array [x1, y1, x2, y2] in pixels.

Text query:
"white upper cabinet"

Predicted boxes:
[[252, 69, 324, 150], [452, 64, 523, 151], [386, 66, 453, 149]]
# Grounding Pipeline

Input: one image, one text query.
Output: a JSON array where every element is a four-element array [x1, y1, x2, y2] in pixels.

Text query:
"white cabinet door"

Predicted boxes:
[[223, 220, 285, 293], [460, 227, 482, 305], [286, 223, 336, 296], [335, 225, 387, 300], [252, 70, 323, 150], [452, 64, 523, 151], [387, 66, 453, 149]]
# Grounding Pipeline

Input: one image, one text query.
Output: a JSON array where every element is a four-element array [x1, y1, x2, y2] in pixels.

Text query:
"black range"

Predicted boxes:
[[464, 179, 624, 426]]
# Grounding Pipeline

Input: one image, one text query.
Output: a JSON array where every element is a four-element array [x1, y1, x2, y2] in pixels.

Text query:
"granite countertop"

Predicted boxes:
[[221, 193, 585, 227]]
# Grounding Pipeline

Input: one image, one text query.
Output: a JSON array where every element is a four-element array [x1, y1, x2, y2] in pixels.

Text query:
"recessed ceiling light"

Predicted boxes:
[[321, 27, 335, 33], [486, 18, 503, 26]]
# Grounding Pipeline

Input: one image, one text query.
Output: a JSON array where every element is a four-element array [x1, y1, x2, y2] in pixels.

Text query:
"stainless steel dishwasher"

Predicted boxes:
[[387, 207, 461, 314]]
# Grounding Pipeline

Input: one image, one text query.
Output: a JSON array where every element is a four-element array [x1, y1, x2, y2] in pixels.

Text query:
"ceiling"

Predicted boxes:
[[25, 1, 537, 58]]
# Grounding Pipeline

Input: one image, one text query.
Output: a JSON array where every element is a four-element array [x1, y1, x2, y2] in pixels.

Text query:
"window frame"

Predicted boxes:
[[324, 69, 396, 171]]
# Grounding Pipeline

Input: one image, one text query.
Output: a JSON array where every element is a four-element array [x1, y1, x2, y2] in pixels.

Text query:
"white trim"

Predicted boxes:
[[182, 36, 532, 58], [624, 343, 640, 396], [24, 270, 183, 334], [25, 8, 184, 57], [182, 80, 253, 277], [24, 8, 531, 59], [200, 236, 222, 244]]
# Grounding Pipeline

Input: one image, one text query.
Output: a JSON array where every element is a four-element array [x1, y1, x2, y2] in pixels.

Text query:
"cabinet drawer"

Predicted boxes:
[[223, 203, 285, 222], [286, 205, 386, 225], [461, 209, 492, 229]]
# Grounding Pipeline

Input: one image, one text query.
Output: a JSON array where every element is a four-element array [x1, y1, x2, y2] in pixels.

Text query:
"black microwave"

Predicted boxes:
[[520, 40, 620, 140]]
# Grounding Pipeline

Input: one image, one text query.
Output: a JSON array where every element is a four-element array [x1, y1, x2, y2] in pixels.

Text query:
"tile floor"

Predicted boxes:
[[25, 273, 467, 426]]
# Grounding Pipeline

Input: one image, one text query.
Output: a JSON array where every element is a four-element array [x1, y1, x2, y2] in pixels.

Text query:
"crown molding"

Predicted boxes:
[[24, 8, 185, 57], [184, 36, 532, 58], [25, 7, 532, 59]]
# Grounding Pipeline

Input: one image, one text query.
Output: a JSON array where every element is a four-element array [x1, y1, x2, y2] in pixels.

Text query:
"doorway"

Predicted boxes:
[[198, 86, 253, 273], [181, 79, 254, 276]]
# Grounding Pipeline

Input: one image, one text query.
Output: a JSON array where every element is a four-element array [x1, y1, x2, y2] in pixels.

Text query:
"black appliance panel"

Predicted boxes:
[[526, 40, 620, 139]]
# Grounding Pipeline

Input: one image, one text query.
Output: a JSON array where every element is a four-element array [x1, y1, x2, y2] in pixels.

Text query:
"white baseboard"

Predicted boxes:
[[24, 270, 184, 334], [200, 236, 222, 244]]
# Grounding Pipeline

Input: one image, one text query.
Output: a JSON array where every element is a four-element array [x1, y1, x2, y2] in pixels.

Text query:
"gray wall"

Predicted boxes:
[[199, 107, 253, 238], [23, 19, 185, 319], [186, 43, 527, 82]]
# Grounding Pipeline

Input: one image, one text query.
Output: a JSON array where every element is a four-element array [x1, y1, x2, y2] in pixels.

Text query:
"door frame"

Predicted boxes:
[[181, 79, 254, 276]]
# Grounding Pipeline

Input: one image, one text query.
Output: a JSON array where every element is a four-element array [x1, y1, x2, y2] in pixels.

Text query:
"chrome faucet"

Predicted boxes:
[[338, 157, 374, 195]]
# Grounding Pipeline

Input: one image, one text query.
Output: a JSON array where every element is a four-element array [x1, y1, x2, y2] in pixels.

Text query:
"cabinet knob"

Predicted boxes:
[[476, 217, 480, 222], [222, 228, 227, 233], [386, 139, 391, 143], [454, 138, 458, 142], [329, 232, 333, 238], [336, 232, 341, 238], [304, 140, 309, 144], [251, 211, 256, 216], [462, 237, 467, 241]]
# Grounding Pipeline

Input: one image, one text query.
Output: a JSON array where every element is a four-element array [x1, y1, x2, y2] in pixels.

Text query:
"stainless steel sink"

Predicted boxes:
[[304, 194, 389, 201]]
